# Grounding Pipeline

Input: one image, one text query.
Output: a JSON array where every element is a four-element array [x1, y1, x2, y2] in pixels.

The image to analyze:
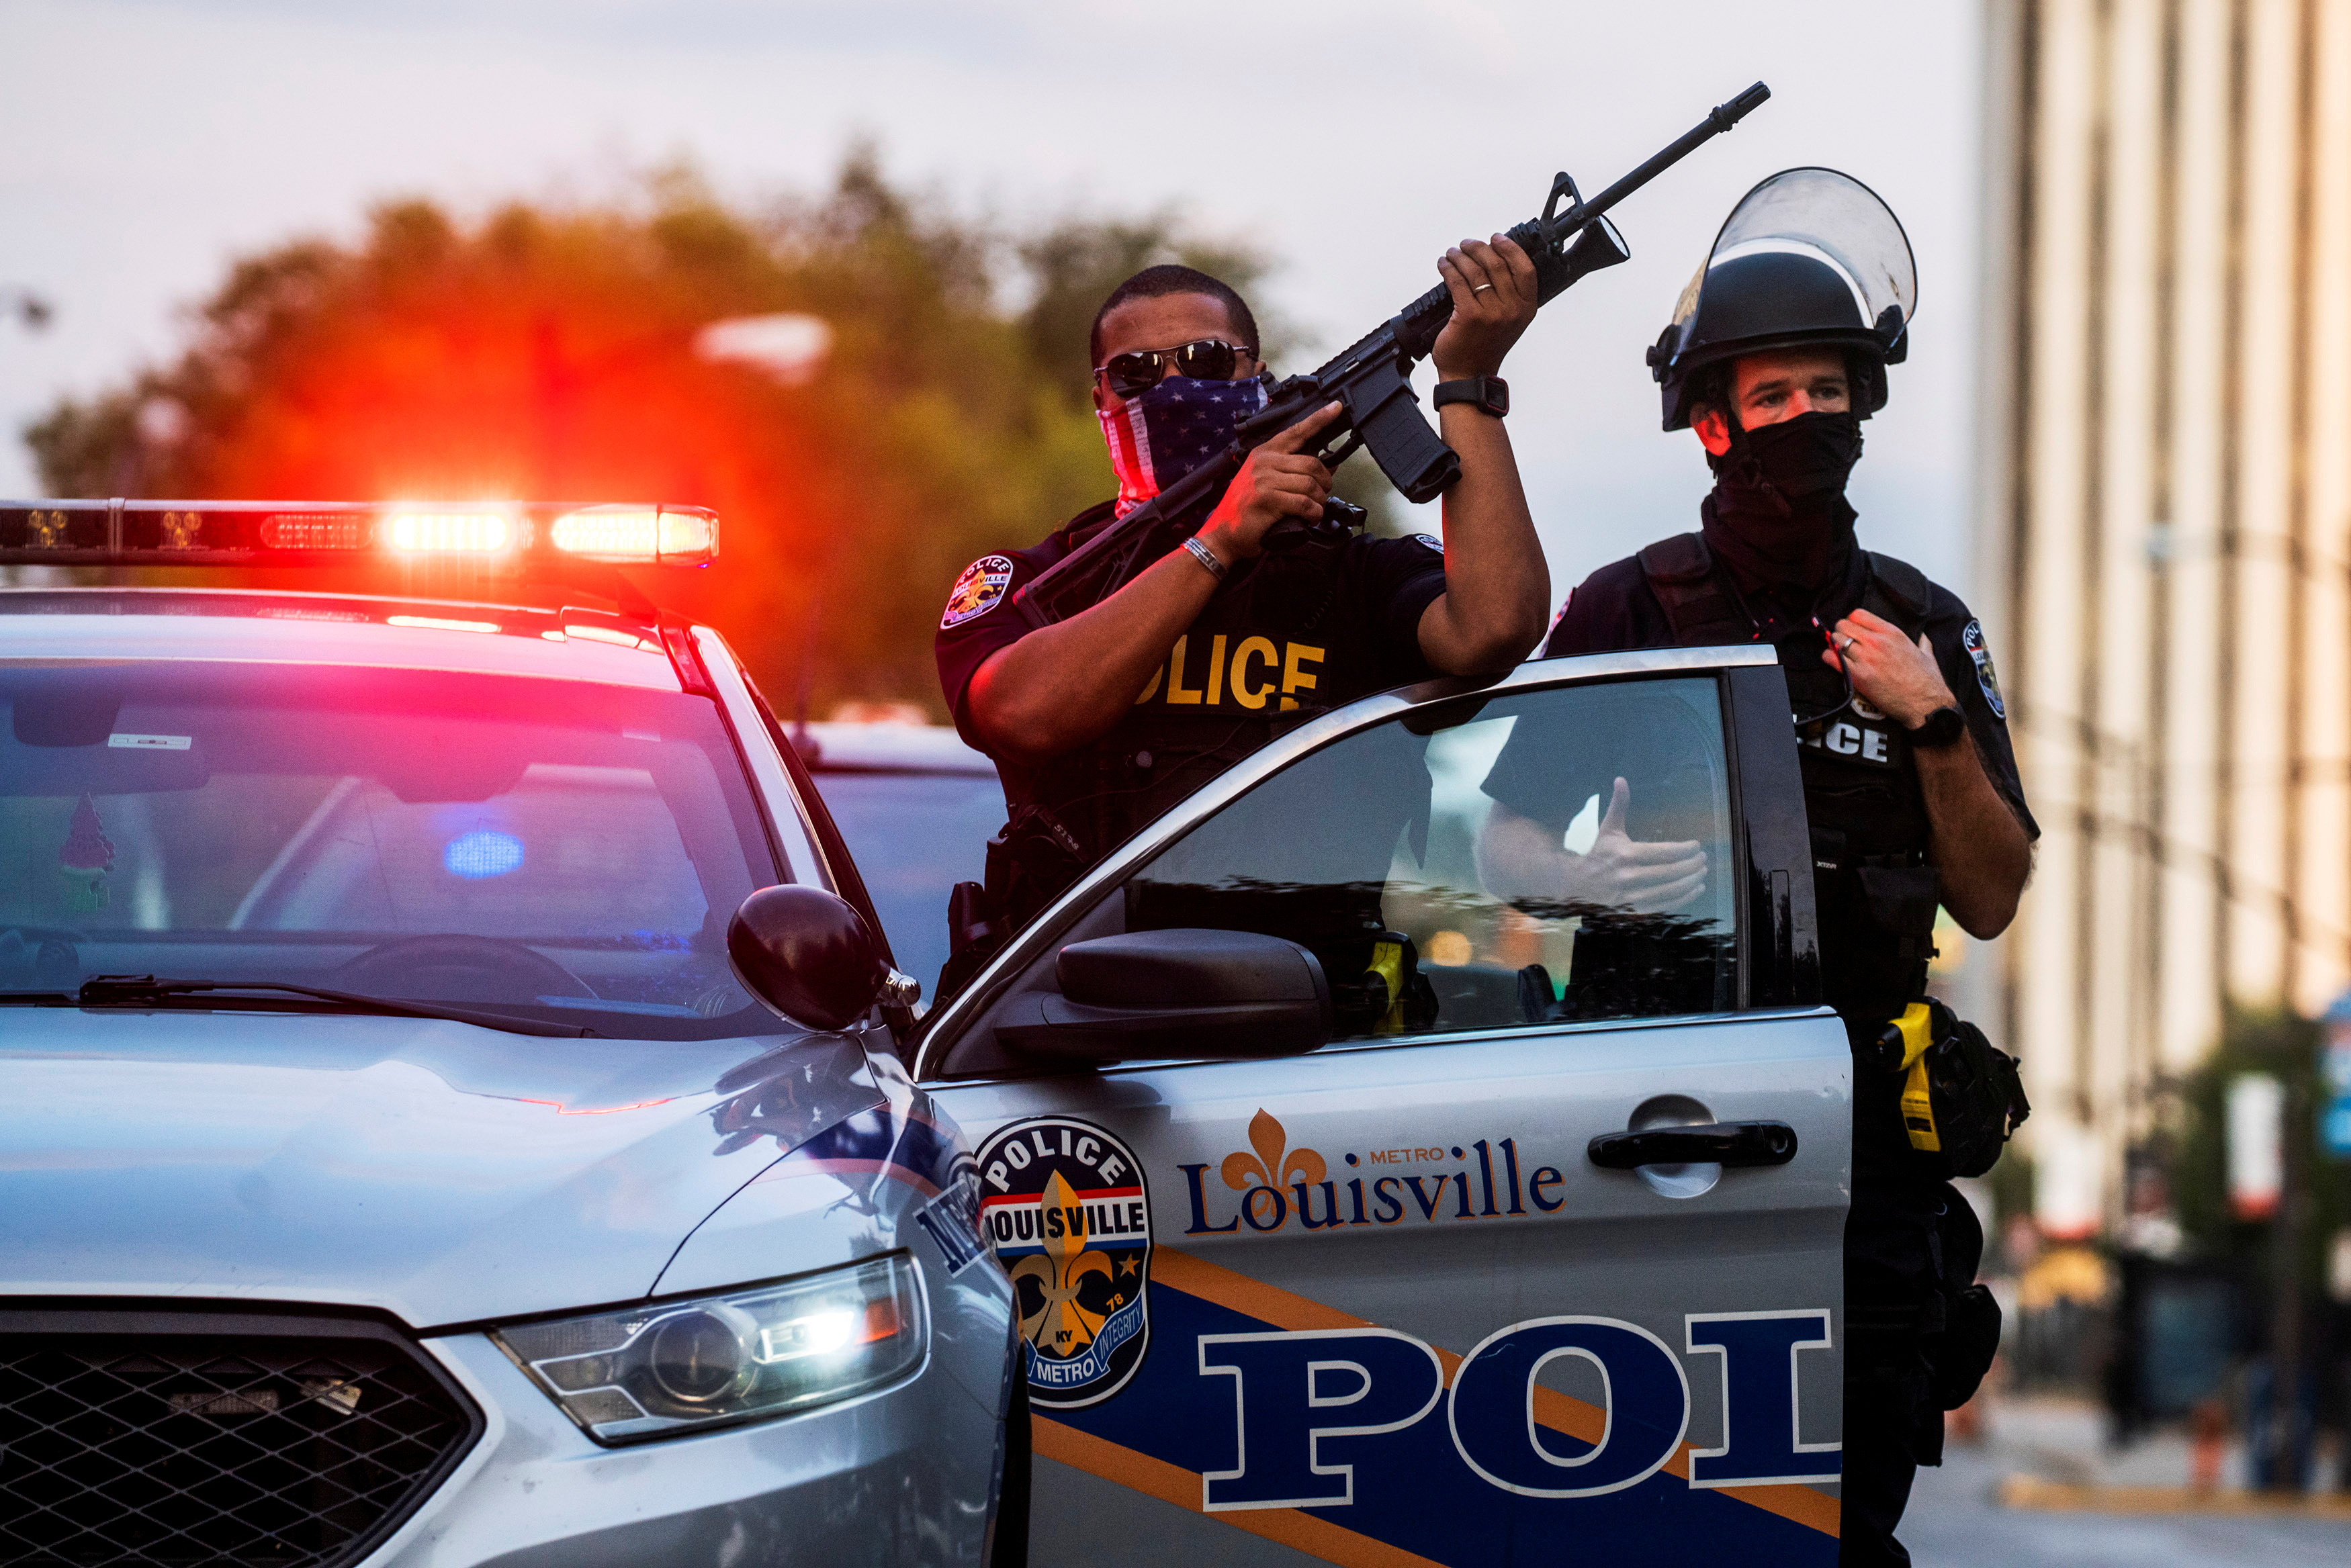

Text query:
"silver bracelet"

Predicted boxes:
[[1183, 535, 1228, 580]]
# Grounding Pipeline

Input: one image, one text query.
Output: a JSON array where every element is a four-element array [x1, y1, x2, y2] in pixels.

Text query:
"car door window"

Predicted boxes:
[[1124, 676, 1738, 1041], [812, 768, 1006, 1005]]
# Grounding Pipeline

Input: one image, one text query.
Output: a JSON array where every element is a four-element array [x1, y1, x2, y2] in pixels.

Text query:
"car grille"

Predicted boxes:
[[0, 1309, 481, 1568]]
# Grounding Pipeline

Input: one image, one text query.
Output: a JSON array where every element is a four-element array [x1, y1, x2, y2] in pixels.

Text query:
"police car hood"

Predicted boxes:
[[0, 1009, 885, 1326]]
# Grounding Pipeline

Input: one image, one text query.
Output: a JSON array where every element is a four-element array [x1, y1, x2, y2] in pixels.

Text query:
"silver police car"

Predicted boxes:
[[3, 498, 1851, 1566], [0, 501, 1017, 1566]]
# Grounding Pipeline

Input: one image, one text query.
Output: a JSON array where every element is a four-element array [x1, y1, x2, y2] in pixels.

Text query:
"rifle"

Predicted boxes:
[[1012, 81, 1772, 632]]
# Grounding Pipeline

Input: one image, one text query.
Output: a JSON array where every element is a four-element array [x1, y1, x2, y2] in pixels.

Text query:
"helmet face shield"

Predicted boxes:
[[1652, 167, 1916, 430], [1705, 167, 1916, 333]]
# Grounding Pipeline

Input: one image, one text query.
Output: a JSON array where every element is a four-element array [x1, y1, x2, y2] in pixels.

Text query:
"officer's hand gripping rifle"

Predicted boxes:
[[1011, 82, 1771, 633]]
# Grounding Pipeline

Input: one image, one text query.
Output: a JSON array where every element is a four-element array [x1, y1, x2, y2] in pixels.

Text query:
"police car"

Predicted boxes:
[[1, 498, 1849, 1567], [0, 502, 1016, 1567]]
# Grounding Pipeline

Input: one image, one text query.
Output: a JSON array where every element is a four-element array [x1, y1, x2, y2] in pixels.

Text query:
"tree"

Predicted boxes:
[[24, 152, 1311, 715]]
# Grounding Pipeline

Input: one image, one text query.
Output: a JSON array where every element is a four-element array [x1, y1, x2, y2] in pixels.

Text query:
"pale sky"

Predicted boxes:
[[0, 0, 1983, 594]]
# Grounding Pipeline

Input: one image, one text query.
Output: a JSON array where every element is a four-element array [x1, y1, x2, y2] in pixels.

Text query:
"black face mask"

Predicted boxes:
[[1701, 410, 1865, 596]]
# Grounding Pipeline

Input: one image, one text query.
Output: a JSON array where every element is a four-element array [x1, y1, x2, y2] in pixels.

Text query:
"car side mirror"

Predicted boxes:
[[728, 885, 898, 1031], [994, 928, 1331, 1066]]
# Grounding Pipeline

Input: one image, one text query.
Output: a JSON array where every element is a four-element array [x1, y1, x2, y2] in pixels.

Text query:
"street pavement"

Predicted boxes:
[[1900, 1397, 2351, 1566]]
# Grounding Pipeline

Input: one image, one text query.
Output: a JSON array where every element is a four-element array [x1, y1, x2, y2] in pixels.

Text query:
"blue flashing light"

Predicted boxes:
[[2325, 1101, 2351, 1160], [445, 829, 525, 879]]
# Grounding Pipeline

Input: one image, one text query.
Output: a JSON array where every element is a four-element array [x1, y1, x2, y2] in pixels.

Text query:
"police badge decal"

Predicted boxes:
[[975, 1116, 1153, 1408]]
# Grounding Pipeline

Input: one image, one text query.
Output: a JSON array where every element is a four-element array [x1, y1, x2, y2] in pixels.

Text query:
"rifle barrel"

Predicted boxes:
[[1553, 82, 1771, 236], [1386, 81, 1769, 355]]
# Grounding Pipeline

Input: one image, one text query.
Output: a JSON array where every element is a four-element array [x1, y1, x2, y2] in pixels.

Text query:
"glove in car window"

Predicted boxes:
[[1125, 678, 1737, 1042]]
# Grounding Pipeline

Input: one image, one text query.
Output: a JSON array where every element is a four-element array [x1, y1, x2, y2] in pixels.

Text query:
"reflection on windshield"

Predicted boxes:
[[0, 663, 782, 1039]]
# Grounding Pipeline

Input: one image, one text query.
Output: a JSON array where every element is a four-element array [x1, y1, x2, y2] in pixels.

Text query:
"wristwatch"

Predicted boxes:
[[1909, 705, 1967, 749], [1433, 376, 1509, 418]]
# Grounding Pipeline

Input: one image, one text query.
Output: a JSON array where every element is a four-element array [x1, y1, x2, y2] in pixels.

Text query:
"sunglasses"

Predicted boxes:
[[1093, 338, 1253, 399]]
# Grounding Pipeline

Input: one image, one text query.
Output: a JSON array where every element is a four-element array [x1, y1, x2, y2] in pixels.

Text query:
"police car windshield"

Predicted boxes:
[[0, 662, 783, 1040]]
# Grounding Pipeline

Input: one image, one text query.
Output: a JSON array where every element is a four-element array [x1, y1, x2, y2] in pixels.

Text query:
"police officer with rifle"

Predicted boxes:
[[934, 87, 1772, 993], [1478, 169, 2035, 1564]]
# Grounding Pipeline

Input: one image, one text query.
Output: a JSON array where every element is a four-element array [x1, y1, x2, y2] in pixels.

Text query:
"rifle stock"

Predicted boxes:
[[1011, 82, 1769, 633]]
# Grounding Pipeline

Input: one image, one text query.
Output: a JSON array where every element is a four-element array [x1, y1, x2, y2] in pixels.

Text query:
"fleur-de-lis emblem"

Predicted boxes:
[[160, 511, 201, 550], [1221, 1108, 1327, 1194], [1008, 1169, 1114, 1354]]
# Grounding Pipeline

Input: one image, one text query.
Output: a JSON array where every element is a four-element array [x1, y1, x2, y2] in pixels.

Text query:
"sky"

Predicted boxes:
[[0, 0, 1984, 594]]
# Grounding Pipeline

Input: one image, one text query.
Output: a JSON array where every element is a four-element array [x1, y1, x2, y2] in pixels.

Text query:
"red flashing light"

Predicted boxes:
[[550, 504, 717, 565], [386, 510, 512, 554]]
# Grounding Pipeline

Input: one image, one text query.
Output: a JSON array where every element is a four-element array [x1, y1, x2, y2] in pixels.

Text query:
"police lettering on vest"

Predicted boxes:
[[1130, 631, 1326, 713]]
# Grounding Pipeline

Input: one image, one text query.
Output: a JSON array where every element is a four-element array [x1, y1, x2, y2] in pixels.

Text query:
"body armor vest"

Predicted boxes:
[[1637, 531, 1941, 1016]]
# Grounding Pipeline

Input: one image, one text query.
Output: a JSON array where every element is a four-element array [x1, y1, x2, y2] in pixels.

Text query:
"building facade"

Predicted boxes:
[[1976, 0, 2351, 1235]]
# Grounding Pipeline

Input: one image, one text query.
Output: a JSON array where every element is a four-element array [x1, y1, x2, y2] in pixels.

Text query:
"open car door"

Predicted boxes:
[[921, 647, 1847, 1567]]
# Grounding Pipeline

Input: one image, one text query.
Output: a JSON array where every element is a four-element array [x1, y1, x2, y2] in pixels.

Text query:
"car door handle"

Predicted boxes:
[[1586, 1120, 1798, 1170]]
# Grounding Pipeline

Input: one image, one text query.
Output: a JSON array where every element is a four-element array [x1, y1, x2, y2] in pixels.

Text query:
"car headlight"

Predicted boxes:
[[492, 1253, 927, 1444]]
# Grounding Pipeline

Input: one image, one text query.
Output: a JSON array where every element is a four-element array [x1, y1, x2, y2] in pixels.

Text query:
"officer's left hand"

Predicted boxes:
[[1431, 234, 1538, 381], [1823, 609, 1957, 729]]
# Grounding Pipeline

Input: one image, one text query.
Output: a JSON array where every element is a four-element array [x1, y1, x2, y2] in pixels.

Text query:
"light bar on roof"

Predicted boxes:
[[0, 500, 719, 569]]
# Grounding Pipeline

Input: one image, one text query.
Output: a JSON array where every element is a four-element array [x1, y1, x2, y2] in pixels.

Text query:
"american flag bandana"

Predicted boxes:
[[1097, 375, 1270, 518]]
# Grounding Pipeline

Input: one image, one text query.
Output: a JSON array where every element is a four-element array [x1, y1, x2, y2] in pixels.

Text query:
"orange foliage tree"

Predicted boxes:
[[26, 155, 1276, 713]]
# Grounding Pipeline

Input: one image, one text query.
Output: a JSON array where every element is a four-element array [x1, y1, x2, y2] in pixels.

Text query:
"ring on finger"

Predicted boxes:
[[1836, 634, 1855, 654], [1472, 283, 1495, 293]]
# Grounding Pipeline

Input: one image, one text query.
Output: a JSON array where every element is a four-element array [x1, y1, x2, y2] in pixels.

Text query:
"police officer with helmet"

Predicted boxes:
[[1478, 169, 2037, 1564], [936, 248, 1553, 990]]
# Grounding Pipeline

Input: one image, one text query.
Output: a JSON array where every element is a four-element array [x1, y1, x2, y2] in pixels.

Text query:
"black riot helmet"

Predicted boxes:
[[1646, 167, 1916, 431]]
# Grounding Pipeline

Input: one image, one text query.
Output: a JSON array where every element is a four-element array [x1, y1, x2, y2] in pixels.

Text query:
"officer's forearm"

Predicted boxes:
[[1416, 408, 1550, 674], [1474, 802, 1573, 904], [1919, 739, 2031, 938], [965, 547, 1217, 764]]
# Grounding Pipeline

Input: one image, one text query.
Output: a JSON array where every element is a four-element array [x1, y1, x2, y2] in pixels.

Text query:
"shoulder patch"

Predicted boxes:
[[1413, 533, 1444, 553], [1962, 619, 2006, 719], [941, 555, 1015, 629]]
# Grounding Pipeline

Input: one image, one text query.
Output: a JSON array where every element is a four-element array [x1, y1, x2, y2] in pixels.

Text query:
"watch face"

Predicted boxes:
[[1917, 707, 1965, 747], [1482, 378, 1509, 417]]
